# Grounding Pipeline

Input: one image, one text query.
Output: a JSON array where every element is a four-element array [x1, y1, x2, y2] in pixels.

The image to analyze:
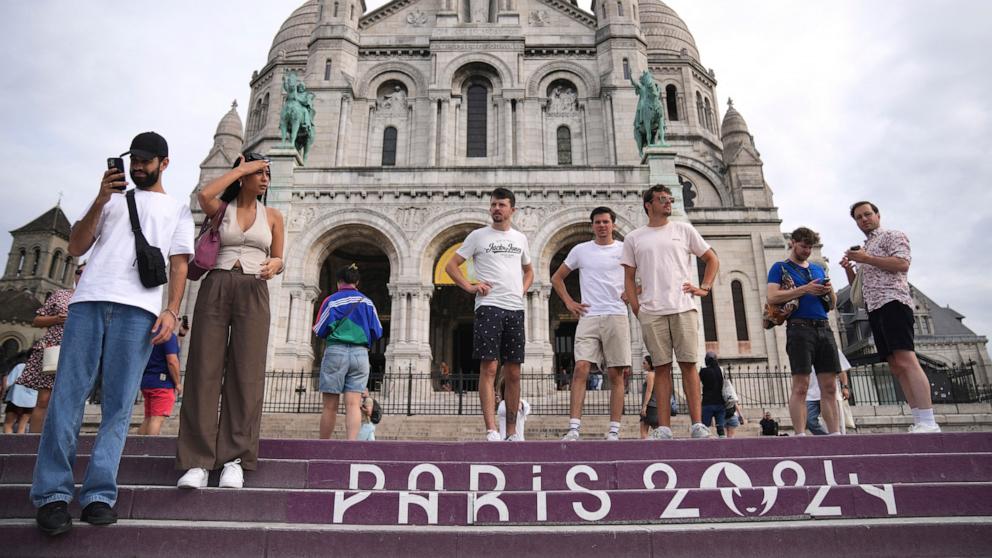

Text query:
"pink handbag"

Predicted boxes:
[[188, 202, 228, 281]]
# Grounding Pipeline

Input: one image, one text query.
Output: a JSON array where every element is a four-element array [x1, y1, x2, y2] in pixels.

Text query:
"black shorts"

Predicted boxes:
[[473, 305, 526, 363], [786, 320, 841, 375], [4, 402, 32, 414], [868, 301, 915, 360]]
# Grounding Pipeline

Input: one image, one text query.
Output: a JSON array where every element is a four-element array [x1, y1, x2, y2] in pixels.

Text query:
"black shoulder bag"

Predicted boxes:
[[125, 190, 168, 288]]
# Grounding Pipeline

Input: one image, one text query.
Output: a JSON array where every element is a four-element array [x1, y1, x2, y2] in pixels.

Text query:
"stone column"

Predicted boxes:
[[335, 94, 351, 166], [603, 93, 617, 165], [504, 98, 514, 165], [427, 97, 439, 166], [439, 98, 451, 166]]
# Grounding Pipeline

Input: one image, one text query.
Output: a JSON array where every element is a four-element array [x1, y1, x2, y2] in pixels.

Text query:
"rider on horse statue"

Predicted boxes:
[[280, 70, 316, 162], [630, 69, 667, 155]]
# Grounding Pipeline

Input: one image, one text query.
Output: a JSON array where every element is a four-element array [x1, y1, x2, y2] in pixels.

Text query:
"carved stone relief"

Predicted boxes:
[[528, 10, 550, 26], [406, 9, 429, 26]]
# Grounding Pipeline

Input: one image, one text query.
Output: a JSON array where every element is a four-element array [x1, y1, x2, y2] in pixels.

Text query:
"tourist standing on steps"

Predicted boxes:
[[767, 227, 841, 435], [621, 185, 720, 440], [32, 132, 193, 536], [16, 263, 85, 433], [639, 356, 658, 439], [699, 351, 726, 438], [3, 352, 36, 433], [177, 152, 285, 490], [313, 264, 383, 440], [445, 188, 534, 442], [842, 201, 939, 433], [137, 332, 181, 436], [552, 207, 631, 441]]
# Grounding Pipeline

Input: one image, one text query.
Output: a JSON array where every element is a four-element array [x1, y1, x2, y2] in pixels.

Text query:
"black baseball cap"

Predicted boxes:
[[122, 131, 169, 159]]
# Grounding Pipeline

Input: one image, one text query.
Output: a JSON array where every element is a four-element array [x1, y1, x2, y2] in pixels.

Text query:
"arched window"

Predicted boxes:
[[600, 1, 605, 18], [697, 260, 717, 342], [695, 91, 704, 127], [382, 127, 398, 166], [633, 4, 637, 19], [731, 280, 749, 341], [466, 84, 488, 158], [622, 58, 631, 80], [324, 58, 333, 81], [30, 248, 41, 276], [665, 84, 679, 121], [250, 98, 263, 134], [16, 249, 25, 277], [333, 1, 339, 17], [704, 97, 714, 131], [617, 1, 623, 16], [350, 4, 355, 20], [48, 250, 62, 279], [556, 126, 572, 165], [61, 256, 73, 283]]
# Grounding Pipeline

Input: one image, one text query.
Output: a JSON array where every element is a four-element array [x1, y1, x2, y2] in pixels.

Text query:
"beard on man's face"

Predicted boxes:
[[131, 168, 160, 189]]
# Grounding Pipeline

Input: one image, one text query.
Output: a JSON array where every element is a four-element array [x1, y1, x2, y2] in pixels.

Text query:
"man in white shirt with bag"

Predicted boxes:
[[31, 132, 194, 536]]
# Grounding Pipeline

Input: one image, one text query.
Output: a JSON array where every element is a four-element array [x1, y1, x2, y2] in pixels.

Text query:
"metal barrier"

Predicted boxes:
[[261, 362, 987, 415]]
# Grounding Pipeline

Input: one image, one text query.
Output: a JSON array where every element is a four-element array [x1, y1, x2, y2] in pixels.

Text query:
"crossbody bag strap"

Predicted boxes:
[[328, 299, 362, 337], [125, 189, 141, 234]]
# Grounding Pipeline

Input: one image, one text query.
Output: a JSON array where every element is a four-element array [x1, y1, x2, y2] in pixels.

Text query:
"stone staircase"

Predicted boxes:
[[2, 433, 991, 557]]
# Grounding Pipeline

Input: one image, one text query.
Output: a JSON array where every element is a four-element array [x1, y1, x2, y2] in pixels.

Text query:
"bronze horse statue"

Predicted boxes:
[[279, 71, 316, 162], [630, 70, 667, 154]]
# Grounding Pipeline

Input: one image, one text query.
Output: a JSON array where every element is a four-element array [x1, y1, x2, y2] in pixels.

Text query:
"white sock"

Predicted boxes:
[[609, 421, 621, 434], [569, 418, 581, 431], [911, 408, 921, 424], [918, 408, 936, 426]]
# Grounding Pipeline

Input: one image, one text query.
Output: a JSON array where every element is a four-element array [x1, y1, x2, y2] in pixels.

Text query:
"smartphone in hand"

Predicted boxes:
[[106, 157, 126, 191]]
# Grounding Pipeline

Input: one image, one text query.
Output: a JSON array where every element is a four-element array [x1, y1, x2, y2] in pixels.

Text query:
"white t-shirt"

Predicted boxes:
[[562, 240, 626, 316], [619, 221, 711, 316], [71, 189, 195, 317], [456, 226, 531, 311]]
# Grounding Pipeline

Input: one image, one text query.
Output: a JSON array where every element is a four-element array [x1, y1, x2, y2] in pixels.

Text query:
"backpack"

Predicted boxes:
[[370, 398, 383, 425]]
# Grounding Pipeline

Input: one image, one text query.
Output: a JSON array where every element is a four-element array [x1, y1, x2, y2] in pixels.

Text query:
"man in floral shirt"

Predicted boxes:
[[841, 201, 939, 433]]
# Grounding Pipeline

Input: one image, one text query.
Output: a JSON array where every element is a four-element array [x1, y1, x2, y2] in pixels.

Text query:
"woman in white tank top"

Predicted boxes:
[[176, 153, 285, 490]]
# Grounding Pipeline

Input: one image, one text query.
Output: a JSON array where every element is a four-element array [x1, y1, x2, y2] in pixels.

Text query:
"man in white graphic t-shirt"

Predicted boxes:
[[445, 188, 534, 441], [621, 184, 719, 440], [551, 207, 631, 441]]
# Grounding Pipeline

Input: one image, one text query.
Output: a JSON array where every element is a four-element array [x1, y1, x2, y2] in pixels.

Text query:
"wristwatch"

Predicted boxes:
[[700, 283, 712, 295]]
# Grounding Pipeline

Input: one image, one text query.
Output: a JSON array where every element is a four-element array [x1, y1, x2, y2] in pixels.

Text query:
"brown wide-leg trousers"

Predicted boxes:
[[176, 269, 270, 471]]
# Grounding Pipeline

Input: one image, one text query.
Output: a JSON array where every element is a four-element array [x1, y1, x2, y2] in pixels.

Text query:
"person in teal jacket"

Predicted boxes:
[[313, 264, 383, 439]]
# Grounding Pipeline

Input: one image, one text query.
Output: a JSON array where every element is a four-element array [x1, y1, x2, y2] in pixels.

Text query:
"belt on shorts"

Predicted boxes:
[[787, 319, 830, 328]]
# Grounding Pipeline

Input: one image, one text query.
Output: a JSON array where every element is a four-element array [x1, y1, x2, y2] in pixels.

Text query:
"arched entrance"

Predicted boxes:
[[312, 236, 391, 388], [544, 224, 594, 374], [426, 224, 484, 387]]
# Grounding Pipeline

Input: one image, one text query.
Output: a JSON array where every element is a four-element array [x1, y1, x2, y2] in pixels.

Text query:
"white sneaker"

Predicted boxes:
[[690, 423, 711, 439], [562, 429, 581, 441], [505, 434, 521, 442], [177, 467, 208, 489], [218, 459, 244, 488], [605, 431, 620, 441], [649, 426, 673, 440], [909, 423, 942, 434], [486, 430, 502, 442]]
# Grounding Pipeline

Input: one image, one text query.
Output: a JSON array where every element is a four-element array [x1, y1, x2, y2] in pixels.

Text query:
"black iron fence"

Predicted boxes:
[[261, 362, 989, 415]]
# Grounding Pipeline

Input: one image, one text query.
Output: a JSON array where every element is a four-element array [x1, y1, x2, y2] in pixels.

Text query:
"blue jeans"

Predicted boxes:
[[806, 400, 829, 435], [31, 302, 156, 508], [701, 403, 727, 436]]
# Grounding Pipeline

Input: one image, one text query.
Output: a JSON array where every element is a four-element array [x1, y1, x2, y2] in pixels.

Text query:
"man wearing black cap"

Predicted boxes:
[[30, 132, 195, 536]]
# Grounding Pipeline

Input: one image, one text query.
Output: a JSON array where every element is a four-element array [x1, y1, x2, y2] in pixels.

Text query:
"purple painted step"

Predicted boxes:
[[3, 452, 989, 491], [2, 432, 991, 461], [2, 519, 991, 558], [2, 483, 991, 525]]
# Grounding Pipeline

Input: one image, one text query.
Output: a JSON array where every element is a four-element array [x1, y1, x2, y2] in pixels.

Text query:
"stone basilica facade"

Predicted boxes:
[[182, 0, 801, 376]]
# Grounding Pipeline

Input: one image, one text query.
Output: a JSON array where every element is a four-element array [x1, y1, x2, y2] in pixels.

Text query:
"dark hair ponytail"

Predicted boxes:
[[337, 263, 361, 285]]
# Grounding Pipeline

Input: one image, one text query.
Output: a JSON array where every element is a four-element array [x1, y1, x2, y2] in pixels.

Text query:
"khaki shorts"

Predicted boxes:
[[638, 309, 699, 366], [573, 314, 631, 369]]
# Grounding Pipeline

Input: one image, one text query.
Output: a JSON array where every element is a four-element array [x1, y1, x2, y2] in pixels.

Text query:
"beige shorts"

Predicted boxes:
[[638, 309, 699, 366], [573, 314, 631, 369]]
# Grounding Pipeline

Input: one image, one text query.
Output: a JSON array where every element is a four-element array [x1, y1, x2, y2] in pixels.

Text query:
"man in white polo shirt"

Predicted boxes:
[[621, 185, 719, 440], [445, 188, 534, 441], [552, 207, 630, 441]]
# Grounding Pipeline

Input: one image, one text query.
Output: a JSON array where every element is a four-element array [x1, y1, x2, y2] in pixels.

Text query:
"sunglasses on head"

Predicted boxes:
[[243, 152, 269, 163]]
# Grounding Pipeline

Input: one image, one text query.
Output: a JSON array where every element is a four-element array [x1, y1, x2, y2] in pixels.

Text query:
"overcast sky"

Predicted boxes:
[[1, 1, 989, 341]]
